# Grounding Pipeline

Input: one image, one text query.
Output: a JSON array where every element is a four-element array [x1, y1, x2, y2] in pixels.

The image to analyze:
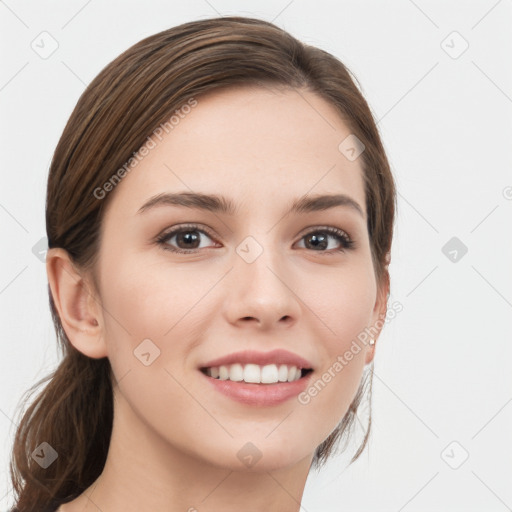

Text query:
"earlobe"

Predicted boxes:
[[46, 248, 108, 359], [365, 339, 376, 365], [365, 275, 390, 365]]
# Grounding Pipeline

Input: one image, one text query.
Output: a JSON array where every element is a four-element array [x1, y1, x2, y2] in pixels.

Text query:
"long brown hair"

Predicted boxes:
[[9, 15, 396, 511]]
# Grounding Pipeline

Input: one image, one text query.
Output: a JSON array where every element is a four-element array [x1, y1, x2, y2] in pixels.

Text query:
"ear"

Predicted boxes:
[[46, 247, 107, 359], [364, 267, 390, 365]]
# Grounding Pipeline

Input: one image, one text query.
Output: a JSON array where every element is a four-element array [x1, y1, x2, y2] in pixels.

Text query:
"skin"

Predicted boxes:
[[47, 84, 388, 512]]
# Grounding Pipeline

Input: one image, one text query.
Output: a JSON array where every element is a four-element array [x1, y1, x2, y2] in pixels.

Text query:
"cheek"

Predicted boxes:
[[300, 261, 377, 353], [98, 256, 210, 438], [295, 264, 375, 420], [98, 253, 220, 383], [100, 254, 197, 339]]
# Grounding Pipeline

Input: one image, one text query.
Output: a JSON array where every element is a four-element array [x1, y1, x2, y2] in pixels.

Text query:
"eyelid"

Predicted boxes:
[[298, 224, 352, 239], [155, 223, 218, 245], [156, 223, 353, 240]]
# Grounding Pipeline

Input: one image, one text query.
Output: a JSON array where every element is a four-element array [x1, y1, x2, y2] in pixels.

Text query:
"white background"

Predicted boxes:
[[1, 1, 511, 510]]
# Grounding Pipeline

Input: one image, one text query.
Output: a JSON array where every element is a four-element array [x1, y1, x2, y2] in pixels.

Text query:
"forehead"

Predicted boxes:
[[102, 85, 367, 221]]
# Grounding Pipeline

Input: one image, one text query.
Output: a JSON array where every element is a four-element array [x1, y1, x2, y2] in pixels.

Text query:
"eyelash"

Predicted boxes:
[[155, 223, 355, 255]]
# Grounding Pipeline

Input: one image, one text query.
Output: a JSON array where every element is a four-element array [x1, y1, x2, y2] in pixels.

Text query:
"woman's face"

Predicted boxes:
[[91, 84, 387, 471]]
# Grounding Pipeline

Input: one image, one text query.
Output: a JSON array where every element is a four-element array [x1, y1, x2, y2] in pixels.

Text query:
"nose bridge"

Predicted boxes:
[[236, 231, 287, 295]]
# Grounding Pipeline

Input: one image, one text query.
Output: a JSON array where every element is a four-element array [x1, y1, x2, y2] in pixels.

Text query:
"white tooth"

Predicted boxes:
[[287, 366, 298, 382], [278, 364, 289, 382], [244, 364, 261, 383], [261, 364, 279, 384], [219, 365, 229, 380], [229, 363, 244, 382], [215, 363, 303, 383], [205, 368, 212, 377]]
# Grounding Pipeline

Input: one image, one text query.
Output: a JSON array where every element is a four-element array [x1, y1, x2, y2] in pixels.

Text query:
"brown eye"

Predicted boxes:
[[156, 224, 355, 255], [156, 224, 218, 254], [297, 227, 354, 253]]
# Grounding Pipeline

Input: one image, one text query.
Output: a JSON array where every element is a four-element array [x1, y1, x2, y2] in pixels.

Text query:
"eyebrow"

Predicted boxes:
[[137, 191, 365, 218]]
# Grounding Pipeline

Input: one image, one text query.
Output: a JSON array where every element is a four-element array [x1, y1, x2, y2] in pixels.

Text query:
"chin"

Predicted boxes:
[[194, 436, 314, 472]]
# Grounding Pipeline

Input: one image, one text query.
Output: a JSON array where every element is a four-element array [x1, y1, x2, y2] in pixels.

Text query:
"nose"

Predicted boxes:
[[223, 242, 302, 331]]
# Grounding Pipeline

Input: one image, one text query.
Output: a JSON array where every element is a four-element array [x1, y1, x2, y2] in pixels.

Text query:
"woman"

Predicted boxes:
[[9, 15, 396, 511]]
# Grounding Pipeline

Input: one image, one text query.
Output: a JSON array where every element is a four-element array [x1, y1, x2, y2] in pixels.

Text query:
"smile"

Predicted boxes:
[[201, 363, 313, 384]]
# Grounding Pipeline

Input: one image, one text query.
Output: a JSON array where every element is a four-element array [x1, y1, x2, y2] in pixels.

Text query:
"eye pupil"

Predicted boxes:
[[306, 233, 328, 250], [177, 231, 200, 248]]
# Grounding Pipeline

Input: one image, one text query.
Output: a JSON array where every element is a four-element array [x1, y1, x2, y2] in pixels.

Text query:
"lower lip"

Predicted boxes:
[[200, 370, 313, 406]]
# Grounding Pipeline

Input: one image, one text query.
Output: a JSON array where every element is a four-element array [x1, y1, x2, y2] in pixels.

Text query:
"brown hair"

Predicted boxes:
[[9, 15, 396, 511]]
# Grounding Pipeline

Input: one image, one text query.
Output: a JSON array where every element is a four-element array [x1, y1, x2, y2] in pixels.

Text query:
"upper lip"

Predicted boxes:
[[200, 349, 314, 370]]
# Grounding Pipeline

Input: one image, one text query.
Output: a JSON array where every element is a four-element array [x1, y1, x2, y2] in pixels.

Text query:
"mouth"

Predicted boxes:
[[198, 348, 315, 406], [200, 363, 314, 384]]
